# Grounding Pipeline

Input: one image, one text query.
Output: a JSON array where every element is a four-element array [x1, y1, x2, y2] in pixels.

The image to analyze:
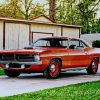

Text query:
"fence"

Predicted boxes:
[[80, 33, 100, 44]]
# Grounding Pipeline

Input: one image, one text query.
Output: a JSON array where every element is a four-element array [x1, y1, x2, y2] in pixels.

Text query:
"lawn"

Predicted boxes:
[[0, 68, 5, 76], [0, 81, 100, 100]]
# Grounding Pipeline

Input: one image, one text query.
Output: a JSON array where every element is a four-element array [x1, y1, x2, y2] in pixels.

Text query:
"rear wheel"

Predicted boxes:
[[4, 69, 20, 77], [43, 59, 61, 79], [87, 58, 99, 74]]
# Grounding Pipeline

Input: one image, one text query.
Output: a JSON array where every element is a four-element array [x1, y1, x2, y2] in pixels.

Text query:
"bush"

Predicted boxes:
[[92, 40, 100, 48]]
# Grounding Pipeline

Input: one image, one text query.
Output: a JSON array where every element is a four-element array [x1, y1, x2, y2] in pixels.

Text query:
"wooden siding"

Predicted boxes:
[[5, 23, 29, 50], [19, 24, 29, 48], [0, 21, 3, 50], [63, 27, 79, 38]]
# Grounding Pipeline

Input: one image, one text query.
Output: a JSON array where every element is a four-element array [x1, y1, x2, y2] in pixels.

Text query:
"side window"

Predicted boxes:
[[59, 40, 68, 47], [69, 39, 87, 49]]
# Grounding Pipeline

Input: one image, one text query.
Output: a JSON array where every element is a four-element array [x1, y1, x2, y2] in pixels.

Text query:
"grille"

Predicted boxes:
[[0, 54, 2, 60], [17, 54, 34, 62], [0, 54, 15, 61], [0, 54, 34, 62]]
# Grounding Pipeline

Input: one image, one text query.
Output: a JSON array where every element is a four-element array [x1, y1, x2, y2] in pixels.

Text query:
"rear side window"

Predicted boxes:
[[69, 39, 87, 49]]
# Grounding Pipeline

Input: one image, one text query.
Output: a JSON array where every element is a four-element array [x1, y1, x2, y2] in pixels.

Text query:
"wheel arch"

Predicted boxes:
[[50, 58, 62, 67], [93, 57, 99, 62], [87, 56, 99, 74], [89, 56, 99, 66], [43, 57, 62, 79]]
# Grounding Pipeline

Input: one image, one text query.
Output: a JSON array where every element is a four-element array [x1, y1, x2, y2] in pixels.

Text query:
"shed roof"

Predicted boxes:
[[0, 16, 82, 28]]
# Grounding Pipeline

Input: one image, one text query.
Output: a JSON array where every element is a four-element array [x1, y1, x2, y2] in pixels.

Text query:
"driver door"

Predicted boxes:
[[67, 39, 89, 68]]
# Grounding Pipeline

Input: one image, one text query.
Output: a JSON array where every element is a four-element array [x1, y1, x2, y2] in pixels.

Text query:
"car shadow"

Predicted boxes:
[[60, 71, 87, 78], [1, 70, 100, 80], [18, 71, 88, 79]]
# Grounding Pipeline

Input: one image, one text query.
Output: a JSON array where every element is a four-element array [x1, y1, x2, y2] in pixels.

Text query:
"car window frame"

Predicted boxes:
[[68, 39, 88, 50], [31, 38, 69, 48]]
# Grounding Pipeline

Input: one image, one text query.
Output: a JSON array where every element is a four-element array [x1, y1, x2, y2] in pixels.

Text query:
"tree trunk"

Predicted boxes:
[[49, 0, 56, 22]]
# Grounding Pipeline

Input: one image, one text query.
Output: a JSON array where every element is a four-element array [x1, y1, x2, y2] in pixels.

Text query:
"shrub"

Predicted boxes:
[[92, 40, 100, 48]]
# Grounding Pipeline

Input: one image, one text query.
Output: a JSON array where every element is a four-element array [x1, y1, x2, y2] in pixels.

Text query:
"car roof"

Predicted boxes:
[[35, 37, 92, 47], [39, 37, 82, 40], [40, 37, 71, 39]]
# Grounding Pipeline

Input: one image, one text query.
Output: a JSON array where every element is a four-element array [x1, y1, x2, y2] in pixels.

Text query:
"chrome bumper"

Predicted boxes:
[[0, 61, 42, 65]]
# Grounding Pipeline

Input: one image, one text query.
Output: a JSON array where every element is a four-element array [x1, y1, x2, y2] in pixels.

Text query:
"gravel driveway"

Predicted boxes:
[[0, 67, 100, 97]]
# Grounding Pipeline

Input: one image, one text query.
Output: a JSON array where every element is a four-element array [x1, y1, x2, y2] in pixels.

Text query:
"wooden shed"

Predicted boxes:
[[0, 15, 82, 50]]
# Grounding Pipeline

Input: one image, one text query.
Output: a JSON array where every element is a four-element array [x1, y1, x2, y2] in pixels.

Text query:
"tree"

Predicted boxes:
[[0, 0, 23, 19], [56, 0, 79, 24], [49, 0, 56, 22], [0, 0, 46, 19], [19, 0, 45, 19], [0, 0, 100, 34], [77, 0, 100, 33], [19, 0, 33, 19], [29, 3, 45, 19], [95, 18, 100, 33]]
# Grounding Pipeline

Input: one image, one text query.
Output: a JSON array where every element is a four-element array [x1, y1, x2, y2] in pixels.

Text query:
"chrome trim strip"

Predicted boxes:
[[0, 61, 42, 65], [61, 67, 87, 72]]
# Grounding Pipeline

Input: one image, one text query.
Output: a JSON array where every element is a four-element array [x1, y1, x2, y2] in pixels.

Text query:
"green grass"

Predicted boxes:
[[0, 81, 100, 100], [0, 68, 5, 76]]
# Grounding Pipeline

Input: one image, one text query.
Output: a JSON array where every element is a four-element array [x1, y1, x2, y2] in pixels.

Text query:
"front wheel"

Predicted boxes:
[[4, 69, 20, 77], [43, 59, 61, 79], [87, 58, 99, 74]]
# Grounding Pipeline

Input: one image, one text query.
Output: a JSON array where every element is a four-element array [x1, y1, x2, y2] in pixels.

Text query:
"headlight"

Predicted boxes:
[[34, 54, 40, 61]]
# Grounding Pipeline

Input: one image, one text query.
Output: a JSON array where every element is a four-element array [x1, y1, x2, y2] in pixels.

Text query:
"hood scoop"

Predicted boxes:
[[24, 47, 33, 49]]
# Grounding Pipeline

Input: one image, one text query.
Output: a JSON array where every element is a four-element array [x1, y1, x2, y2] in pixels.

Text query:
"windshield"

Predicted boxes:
[[31, 38, 68, 48]]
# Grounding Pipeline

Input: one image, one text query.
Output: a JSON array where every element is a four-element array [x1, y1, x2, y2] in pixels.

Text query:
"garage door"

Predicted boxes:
[[33, 32, 53, 42], [5, 23, 29, 50]]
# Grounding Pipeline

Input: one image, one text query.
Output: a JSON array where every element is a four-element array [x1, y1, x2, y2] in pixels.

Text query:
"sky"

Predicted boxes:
[[0, 0, 100, 18], [33, 0, 46, 3]]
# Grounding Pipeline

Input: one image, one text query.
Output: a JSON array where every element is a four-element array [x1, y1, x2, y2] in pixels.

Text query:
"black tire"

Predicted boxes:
[[43, 59, 61, 79], [4, 69, 20, 77], [87, 58, 99, 74]]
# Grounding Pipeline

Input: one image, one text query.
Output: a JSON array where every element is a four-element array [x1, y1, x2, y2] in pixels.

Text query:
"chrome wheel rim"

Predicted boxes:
[[49, 61, 60, 77], [50, 64, 56, 72]]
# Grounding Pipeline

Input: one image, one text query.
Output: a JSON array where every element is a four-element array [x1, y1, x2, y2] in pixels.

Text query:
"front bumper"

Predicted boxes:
[[0, 61, 42, 65], [0, 61, 42, 70]]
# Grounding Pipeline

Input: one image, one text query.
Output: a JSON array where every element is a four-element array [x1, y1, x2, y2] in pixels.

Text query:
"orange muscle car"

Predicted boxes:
[[0, 37, 100, 79]]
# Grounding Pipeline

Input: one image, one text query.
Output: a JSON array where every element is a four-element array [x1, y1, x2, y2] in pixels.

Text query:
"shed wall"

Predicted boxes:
[[5, 23, 29, 50], [0, 21, 3, 50], [31, 24, 61, 41], [63, 27, 79, 38], [33, 16, 53, 23], [0, 20, 80, 50]]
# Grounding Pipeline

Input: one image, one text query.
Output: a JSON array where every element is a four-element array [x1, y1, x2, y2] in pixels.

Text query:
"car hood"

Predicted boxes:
[[0, 47, 61, 54]]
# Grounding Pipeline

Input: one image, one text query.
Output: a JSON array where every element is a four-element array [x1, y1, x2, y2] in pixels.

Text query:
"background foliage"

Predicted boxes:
[[92, 40, 100, 48], [0, 0, 100, 34]]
